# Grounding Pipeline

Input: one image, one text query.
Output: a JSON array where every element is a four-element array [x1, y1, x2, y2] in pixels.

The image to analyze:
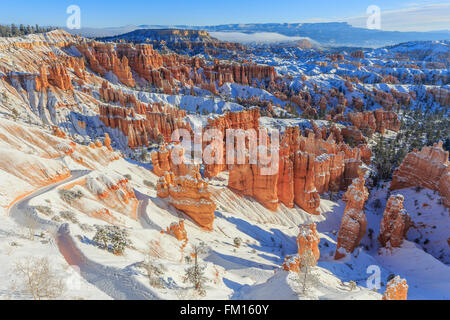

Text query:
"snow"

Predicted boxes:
[[0, 33, 448, 300]]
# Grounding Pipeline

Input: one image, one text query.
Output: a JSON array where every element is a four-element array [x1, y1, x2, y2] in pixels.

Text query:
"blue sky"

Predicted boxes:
[[1, 0, 449, 31]]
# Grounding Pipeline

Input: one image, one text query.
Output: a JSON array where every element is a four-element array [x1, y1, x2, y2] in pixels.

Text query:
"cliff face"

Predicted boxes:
[[335, 173, 369, 259], [293, 152, 321, 215], [157, 169, 216, 231], [220, 112, 370, 214], [77, 41, 277, 94], [382, 276, 408, 300], [151, 145, 194, 178], [391, 142, 449, 208], [99, 82, 190, 148], [77, 42, 135, 87], [333, 109, 400, 134], [379, 194, 412, 248]]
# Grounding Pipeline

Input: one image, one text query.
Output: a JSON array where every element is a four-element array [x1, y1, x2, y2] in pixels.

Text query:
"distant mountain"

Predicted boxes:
[[195, 22, 450, 48], [99, 28, 217, 44], [66, 22, 450, 47]]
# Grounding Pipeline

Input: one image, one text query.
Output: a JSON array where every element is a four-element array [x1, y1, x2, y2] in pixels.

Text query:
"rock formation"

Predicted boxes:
[[283, 223, 320, 273], [382, 276, 408, 300], [335, 173, 369, 259], [78, 41, 277, 95], [379, 194, 412, 248], [99, 83, 190, 149], [297, 223, 320, 264], [166, 220, 188, 242], [333, 109, 400, 135], [157, 169, 216, 230], [391, 142, 449, 208], [293, 152, 321, 215]]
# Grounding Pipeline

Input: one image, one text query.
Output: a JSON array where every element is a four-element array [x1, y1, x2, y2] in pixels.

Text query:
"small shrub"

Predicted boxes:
[[34, 206, 52, 216], [93, 225, 130, 255], [141, 262, 166, 289], [51, 216, 63, 223], [12, 257, 65, 300], [143, 180, 155, 188], [60, 211, 79, 224], [59, 189, 83, 204], [233, 237, 242, 248], [79, 224, 94, 233]]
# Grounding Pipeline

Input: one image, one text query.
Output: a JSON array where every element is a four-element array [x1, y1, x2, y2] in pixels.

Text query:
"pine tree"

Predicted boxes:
[[183, 243, 208, 296]]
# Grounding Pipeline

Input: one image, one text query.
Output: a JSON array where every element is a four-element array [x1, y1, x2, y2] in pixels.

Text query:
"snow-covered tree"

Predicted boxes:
[[93, 225, 130, 255], [12, 257, 65, 300], [296, 247, 319, 296], [183, 243, 208, 296]]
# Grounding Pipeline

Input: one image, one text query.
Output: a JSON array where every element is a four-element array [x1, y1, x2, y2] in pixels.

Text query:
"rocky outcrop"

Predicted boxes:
[[35, 64, 73, 91], [76, 42, 135, 87], [283, 223, 320, 273], [335, 173, 369, 259], [166, 220, 188, 242], [151, 147, 171, 177], [157, 169, 216, 230], [350, 50, 365, 59], [78, 41, 277, 95], [427, 88, 449, 106], [382, 276, 408, 300], [391, 142, 449, 208], [228, 159, 280, 212], [225, 122, 369, 214], [297, 223, 320, 264], [293, 152, 321, 215], [151, 145, 193, 178], [203, 108, 260, 178], [99, 84, 190, 149], [104, 133, 113, 151], [333, 109, 400, 134], [379, 195, 412, 248]]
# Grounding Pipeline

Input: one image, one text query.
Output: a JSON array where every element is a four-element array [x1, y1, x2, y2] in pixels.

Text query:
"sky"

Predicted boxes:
[[1, 0, 449, 31]]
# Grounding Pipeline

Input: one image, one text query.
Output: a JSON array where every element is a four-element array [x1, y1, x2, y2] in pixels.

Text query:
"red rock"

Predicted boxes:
[[333, 109, 400, 135], [382, 276, 408, 300], [379, 194, 412, 248], [228, 159, 279, 212], [335, 172, 369, 259], [297, 223, 320, 264], [157, 169, 216, 230], [151, 147, 172, 177], [99, 87, 190, 149], [52, 126, 66, 139], [350, 50, 365, 59], [166, 220, 188, 242], [48, 64, 73, 91], [78, 41, 277, 95], [427, 88, 450, 106], [391, 141, 449, 208], [293, 152, 320, 215], [282, 254, 302, 273], [104, 133, 113, 151]]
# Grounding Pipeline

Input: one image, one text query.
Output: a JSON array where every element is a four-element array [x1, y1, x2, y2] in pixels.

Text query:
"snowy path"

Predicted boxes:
[[135, 190, 160, 230], [8, 170, 161, 300], [8, 170, 91, 228]]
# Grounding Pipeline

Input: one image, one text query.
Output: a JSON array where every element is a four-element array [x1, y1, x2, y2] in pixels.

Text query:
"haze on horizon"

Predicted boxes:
[[1, 0, 449, 32]]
